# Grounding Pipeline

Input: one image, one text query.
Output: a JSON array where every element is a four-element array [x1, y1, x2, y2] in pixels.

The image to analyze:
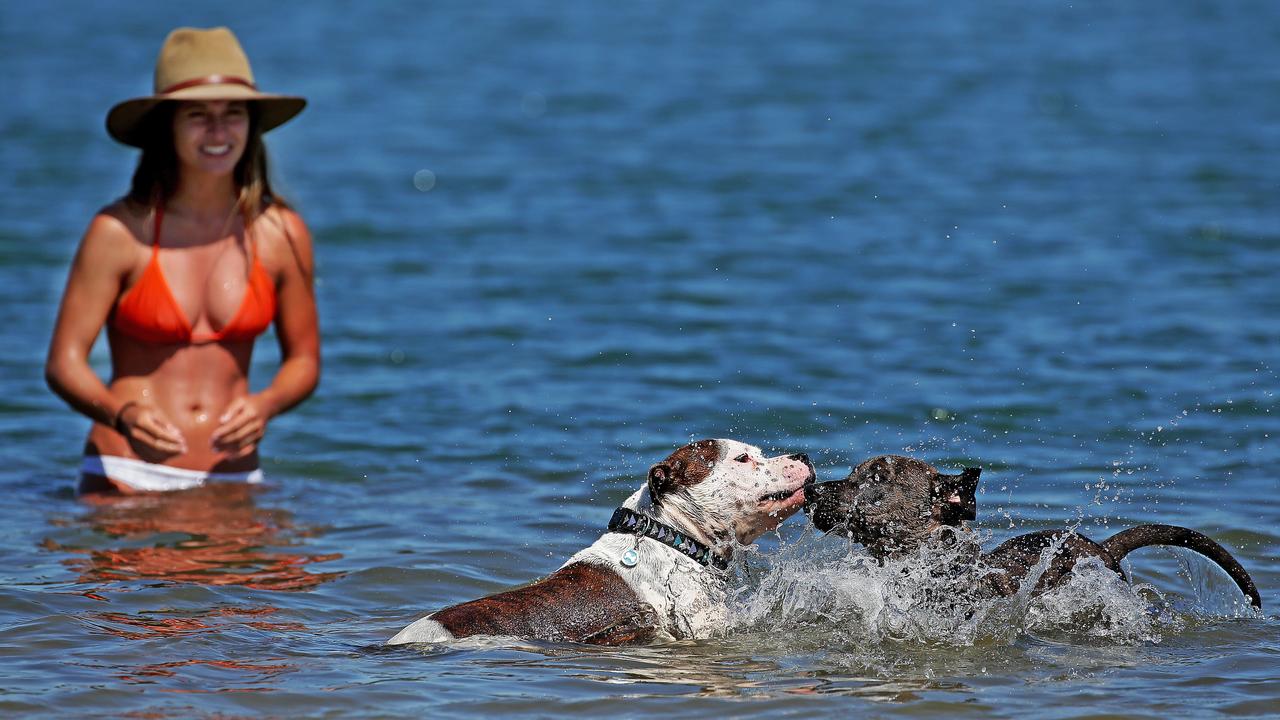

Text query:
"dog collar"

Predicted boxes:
[[607, 507, 730, 571]]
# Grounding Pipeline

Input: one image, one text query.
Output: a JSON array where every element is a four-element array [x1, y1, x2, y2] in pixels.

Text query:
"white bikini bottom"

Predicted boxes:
[[80, 455, 264, 492]]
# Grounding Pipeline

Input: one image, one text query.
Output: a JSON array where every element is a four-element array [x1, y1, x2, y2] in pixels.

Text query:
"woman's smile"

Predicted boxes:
[[174, 100, 249, 171]]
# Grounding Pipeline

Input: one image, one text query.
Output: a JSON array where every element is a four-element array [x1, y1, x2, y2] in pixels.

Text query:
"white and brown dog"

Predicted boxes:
[[388, 439, 815, 646]]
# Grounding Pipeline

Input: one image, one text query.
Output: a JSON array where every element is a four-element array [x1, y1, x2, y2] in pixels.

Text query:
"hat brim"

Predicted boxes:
[[106, 83, 306, 147]]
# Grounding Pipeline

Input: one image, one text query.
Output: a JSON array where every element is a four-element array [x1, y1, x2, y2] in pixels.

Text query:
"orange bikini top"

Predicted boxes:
[[112, 207, 276, 345]]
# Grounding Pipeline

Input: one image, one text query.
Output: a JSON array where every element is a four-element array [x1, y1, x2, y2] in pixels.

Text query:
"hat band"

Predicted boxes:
[[160, 74, 257, 94]]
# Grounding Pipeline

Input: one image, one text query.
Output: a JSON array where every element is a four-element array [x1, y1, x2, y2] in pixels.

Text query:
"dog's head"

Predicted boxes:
[[803, 455, 979, 559], [645, 438, 816, 547]]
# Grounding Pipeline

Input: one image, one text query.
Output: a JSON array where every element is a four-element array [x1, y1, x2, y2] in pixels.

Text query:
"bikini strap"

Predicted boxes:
[[151, 205, 165, 254], [243, 205, 257, 266]]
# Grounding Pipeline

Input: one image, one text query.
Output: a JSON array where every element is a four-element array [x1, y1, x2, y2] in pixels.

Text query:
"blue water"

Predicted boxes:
[[3, 1, 1279, 717]]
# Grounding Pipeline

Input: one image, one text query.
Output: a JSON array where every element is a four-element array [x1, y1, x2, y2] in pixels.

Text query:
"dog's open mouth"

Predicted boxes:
[[758, 485, 806, 504]]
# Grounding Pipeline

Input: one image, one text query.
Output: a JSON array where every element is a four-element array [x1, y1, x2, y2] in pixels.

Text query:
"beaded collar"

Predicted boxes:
[[607, 507, 730, 571]]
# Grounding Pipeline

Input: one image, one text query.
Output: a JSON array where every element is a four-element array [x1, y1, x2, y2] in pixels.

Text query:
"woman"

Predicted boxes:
[[46, 27, 319, 493]]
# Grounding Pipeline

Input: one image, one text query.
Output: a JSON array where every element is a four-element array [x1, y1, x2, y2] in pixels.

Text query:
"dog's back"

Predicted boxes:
[[392, 561, 659, 645]]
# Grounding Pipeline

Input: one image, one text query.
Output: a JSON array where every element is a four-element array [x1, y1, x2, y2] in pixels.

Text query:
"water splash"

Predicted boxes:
[[723, 527, 1188, 648]]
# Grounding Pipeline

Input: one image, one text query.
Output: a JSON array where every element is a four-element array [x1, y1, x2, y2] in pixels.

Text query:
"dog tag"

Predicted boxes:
[[620, 549, 639, 568]]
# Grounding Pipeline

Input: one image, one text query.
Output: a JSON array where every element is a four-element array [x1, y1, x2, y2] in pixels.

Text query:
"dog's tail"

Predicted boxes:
[[1101, 524, 1261, 609]]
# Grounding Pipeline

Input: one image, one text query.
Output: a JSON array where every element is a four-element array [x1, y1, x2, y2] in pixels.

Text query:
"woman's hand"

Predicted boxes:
[[116, 403, 188, 456], [210, 395, 270, 456]]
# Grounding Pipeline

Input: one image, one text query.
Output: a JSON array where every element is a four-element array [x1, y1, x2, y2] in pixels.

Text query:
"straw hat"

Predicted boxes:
[[106, 26, 305, 147]]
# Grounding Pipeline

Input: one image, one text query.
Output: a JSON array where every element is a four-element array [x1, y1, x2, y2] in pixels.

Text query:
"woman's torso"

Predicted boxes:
[[85, 201, 286, 472]]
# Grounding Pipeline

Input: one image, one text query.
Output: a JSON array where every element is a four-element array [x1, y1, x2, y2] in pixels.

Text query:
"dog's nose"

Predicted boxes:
[[788, 453, 815, 478]]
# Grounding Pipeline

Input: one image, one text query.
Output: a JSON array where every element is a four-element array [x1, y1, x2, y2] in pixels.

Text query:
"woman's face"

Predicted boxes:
[[171, 100, 250, 177]]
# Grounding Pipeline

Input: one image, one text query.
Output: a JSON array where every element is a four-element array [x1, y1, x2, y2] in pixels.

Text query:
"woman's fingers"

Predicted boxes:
[[212, 397, 266, 450], [218, 397, 248, 425], [118, 399, 265, 455], [132, 409, 187, 454], [214, 416, 263, 449], [210, 397, 250, 443]]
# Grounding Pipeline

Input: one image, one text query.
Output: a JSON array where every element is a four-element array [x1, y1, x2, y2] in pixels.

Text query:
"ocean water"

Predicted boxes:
[[2, 1, 1278, 717]]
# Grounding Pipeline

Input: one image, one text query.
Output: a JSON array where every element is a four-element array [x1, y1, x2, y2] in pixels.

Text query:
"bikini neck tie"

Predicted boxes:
[[607, 507, 730, 571]]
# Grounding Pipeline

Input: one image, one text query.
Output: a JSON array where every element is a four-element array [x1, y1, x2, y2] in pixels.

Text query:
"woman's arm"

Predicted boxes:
[[46, 212, 140, 427], [45, 211, 187, 454], [212, 208, 320, 451]]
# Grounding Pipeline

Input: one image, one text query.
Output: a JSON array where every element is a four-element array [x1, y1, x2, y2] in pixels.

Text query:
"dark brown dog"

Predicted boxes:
[[804, 455, 1261, 609]]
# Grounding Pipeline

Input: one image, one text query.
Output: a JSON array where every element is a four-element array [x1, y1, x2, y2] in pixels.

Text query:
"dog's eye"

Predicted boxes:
[[734, 453, 750, 463]]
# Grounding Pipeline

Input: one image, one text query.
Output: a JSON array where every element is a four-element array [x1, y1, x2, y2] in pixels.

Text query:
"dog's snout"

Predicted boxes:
[[803, 479, 824, 507], [803, 481, 847, 532], [790, 453, 817, 485]]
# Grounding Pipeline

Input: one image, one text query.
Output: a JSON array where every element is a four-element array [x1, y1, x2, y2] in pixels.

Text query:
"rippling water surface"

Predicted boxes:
[[3, 1, 1278, 717]]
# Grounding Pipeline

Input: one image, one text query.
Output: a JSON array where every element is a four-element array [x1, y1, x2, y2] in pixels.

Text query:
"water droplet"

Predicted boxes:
[[413, 169, 436, 192]]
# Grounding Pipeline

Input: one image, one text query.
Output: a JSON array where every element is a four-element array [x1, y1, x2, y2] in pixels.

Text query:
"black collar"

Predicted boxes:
[[607, 507, 730, 571]]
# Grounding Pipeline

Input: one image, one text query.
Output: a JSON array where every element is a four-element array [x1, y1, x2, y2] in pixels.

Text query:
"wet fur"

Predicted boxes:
[[804, 455, 1261, 609], [423, 562, 659, 645]]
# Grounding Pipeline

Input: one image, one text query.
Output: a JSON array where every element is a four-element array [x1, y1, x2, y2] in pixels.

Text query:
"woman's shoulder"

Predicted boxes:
[[252, 202, 314, 277], [253, 202, 311, 245], [84, 199, 151, 252], [66, 199, 151, 275]]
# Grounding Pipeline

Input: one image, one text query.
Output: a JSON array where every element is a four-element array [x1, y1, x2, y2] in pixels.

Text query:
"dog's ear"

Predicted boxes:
[[647, 440, 720, 505], [647, 462, 675, 505], [933, 467, 980, 524]]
